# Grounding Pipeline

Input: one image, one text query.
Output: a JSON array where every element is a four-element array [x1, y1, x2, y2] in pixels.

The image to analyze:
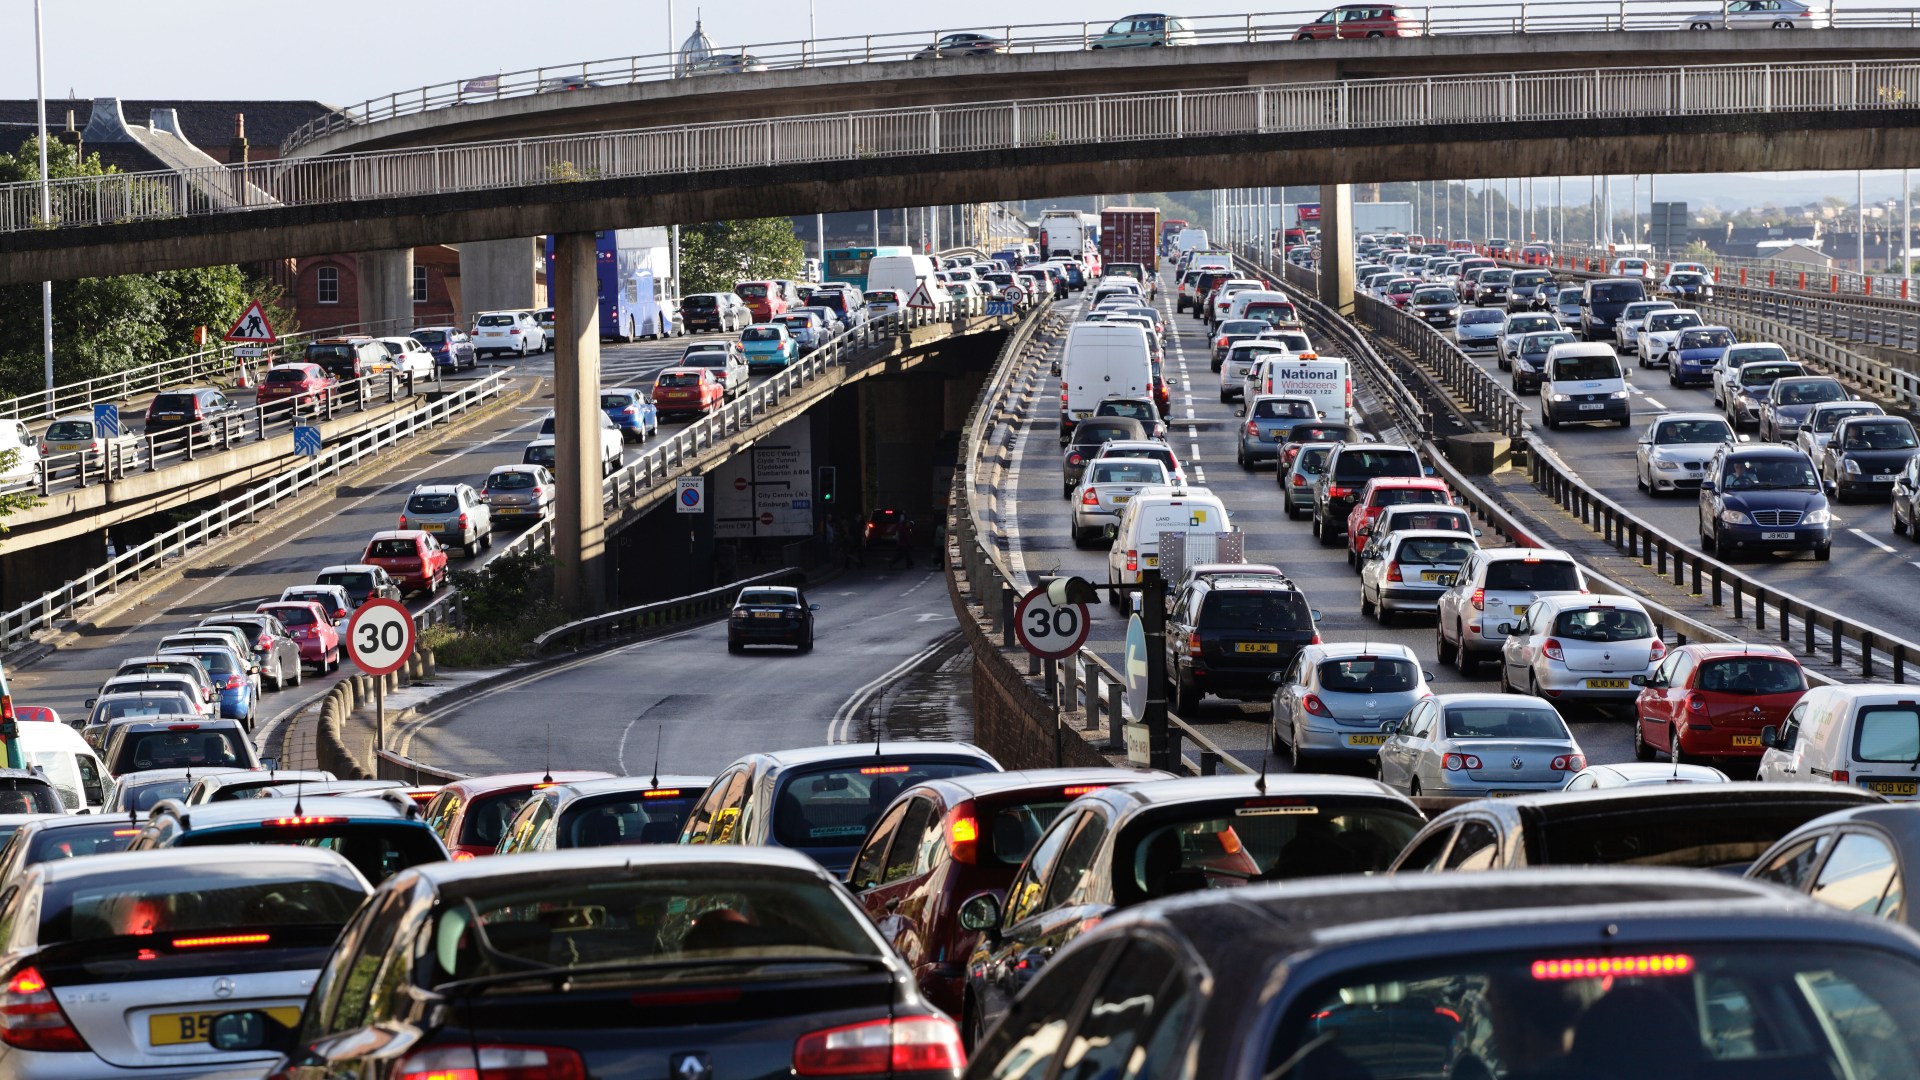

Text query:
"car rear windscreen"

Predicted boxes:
[[414, 330, 448, 344], [407, 494, 459, 514], [263, 605, 317, 627], [180, 822, 444, 882], [772, 760, 993, 848], [1395, 537, 1476, 565], [1551, 607, 1654, 641], [1587, 281, 1647, 303], [559, 790, 701, 847], [1117, 799, 1421, 903], [319, 571, 374, 592], [1855, 705, 1920, 762], [1539, 805, 1856, 870], [1695, 658, 1804, 694], [1482, 559, 1581, 591], [1318, 656, 1420, 693], [45, 421, 93, 440], [736, 284, 768, 299], [39, 864, 364, 947], [1200, 590, 1313, 631], [111, 730, 249, 773], [367, 539, 419, 558], [305, 343, 357, 360], [477, 314, 514, 327], [1333, 449, 1422, 481], [682, 295, 720, 310], [264, 368, 310, 383]]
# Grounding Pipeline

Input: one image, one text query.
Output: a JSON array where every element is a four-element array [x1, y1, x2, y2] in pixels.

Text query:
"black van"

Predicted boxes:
[[1579, 277, 1649, 340]]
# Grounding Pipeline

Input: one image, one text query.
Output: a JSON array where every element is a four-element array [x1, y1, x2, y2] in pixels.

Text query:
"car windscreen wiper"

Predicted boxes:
[[436, 953, 894, 995]]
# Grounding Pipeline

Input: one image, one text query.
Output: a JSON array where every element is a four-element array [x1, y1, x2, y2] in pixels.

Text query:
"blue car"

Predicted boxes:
[[1669, 325, 1733, 388], [599, 388, 658, 443], [741, 324, 797, 370], [1698, 445, 1832, 560]]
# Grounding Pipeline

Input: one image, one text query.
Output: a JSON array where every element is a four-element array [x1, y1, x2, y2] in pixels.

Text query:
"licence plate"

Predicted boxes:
[[156, 412, 184, 420], [1420, 571, 1455, 584], [1869, 780, 1919, 797], [1143, 556, 1158, 567], [1487, 791, 1527, 798], [1577, 403, 1605, 411], [1731, 735, 1763, 747], [1266, 428, 1287, 439], [1235, 642, 1279, 654], [421, 523, 444, 532], [1346, 733, 1387, 746], [752, 611, 782, 619], [1760, 531, 1794, 541], [1111, 495, 1130, 504], [1876, 474, 1900, 482], [1511, 605, 1528, 616], [496, 506, 525, 514], [1585, 678, 1629, 689], [150, 1006, 300, 1047]]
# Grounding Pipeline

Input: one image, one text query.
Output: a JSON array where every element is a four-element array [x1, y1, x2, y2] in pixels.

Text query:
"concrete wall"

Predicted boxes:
[[458, 238, 539, 317]]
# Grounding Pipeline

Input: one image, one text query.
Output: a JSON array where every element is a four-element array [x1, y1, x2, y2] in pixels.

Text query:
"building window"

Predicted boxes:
[[316, 266, 339, 305], [413, 266, 429, 303]]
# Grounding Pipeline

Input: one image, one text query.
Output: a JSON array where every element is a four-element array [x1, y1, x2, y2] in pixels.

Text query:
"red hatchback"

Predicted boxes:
[[361, 529, 449, 594], [1345, 476, 1452, 560], [652, 368, 726, 417], [1295, 3, 1427, 38], [846, 767, 1168, 1034], [1634, 644, 1809, 764], [255, 363, 336, 408], [422, 770, 614, 858], [254, 600, 342, 671]]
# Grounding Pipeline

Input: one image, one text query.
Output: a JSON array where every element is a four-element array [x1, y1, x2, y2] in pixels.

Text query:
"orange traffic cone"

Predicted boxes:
[[235, 362, 252, 390]]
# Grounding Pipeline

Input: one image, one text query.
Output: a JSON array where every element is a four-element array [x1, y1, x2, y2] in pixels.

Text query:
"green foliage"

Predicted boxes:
[[0, 446, 37, 531], [678, 218, 805, 295], [0, 136, 275, 399], [422, 547, 565, 668]]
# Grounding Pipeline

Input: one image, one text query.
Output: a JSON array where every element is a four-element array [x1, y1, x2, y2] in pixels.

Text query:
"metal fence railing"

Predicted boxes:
[[12, 57, 1920, 237], [280, 2, 1917, 154], [530, 568, 805, 655]]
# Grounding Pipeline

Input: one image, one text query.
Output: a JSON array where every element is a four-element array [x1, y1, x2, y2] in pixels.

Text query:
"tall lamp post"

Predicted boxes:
[[34, 0, 52, 395]]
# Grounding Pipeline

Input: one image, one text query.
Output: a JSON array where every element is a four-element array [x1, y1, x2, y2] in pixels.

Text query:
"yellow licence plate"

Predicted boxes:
[[420, 523, 444, 532], [1585, 678, 1629, 689], [1420, 571, 1455, 583], [150, 1006, 300, 1047], [1143, 556, 1158, 567], [1347, 734, 1387, 746], [1235, 642, 1279, 654], [1870, 781, 1919, 797], [1731, 735, 1763, 747], [752, 611, 783, 619], [1111, 495, 1130, 504], [1511, 605, 1528, 616]]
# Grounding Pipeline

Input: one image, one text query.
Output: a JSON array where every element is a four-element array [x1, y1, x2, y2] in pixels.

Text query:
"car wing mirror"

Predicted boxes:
[[1699, 479, 1716, 492], [1629, 674, 1649, 687], [958, 892, 1003, 937], [208, 1009, 300, 1056], [1495, 623, 1513, 635], [1379, 719, 1398, 734], [1760, 724, 1781, 749], [1310, 609, 1323, 622], [809, 604, 821, 611]]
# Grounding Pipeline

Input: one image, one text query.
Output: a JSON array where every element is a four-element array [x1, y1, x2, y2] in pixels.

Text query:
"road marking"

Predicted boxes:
[[826, 633, 955, 744], [1852, 528, 1898, 553], [1638, 394, 1666, 409]]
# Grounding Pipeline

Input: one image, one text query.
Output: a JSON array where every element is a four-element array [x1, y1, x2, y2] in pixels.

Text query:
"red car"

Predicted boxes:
[[361, 529, 449, 594], [1295, 3, 1427, 39], [734, 280, 789, 322], [1384, 277, 1421, 307], [1521, 244, 1555, 266], [846, 767, 1168, 1034], [864, 508, 907, 549], [1346, 476, 1452, 561], [254, 600, 342, 671], [652, 367, 726, 417], [1634, 643, 1809, 763], [422, 770, 613, 859], [255, 363, 336, 408]]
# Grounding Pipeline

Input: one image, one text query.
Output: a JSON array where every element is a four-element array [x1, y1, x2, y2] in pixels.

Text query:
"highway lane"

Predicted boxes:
[[393, 565, 963, 777], [1003, 272, 1635, 774]]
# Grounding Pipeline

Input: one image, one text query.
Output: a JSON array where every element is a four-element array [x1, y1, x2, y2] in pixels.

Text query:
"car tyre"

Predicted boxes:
[[1634, 718, 1655, 761], [1713, 527, 1733, 561], [1284, 500, 1304, 520], [1457, 640, 1479, 676], [1435, 625, 1458, 666], [1360, 590, 1376, 619], [291, 660, 303, 687], [266, 662, 283, 692], [1174, 674, 1202, 717], [1895, 511, 1909, 536], [1815, 543, 1832, 562], [728, 639, 745, 655], [798, 636, 814, 653]]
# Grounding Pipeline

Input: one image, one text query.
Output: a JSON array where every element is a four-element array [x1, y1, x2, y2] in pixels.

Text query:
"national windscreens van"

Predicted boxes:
[[1060, 323, 1155, 441], [1263, 357, 1353, 423]]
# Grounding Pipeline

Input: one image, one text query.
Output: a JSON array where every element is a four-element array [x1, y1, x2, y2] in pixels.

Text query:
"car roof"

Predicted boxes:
[[1669, 641, 1796, 660], [112, 766, 244, 785], [735, 741, 997, 772], [902, 768, 1170, 803], [368, 530, 431, 541], [410, 484, 465, 495], [434, 771, 614, 800], [1310, 640, 1418, 660], [406, 844, 845, 891], [317, 563, 386, 575], [116, 655, 202, 667], [36, 845, 363, 885], [1526, 592, 1647, 613], [1090, 773, 1412, 813], [538, 774, 715, 804], [1429, 781, 1874, 826], [1480, 547, 1575, 562], [110, 717, 246, 733], [1726, 445, 1813, 460], [167, 795, 413, 828]]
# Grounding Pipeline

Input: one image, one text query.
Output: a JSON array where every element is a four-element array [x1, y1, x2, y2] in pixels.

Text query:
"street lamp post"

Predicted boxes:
[[34, 0, 52, 396]]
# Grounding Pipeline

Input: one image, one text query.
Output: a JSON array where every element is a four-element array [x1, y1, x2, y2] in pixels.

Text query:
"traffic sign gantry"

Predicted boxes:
[[346, 598, 415, 677], [1013, 586, 1090, 661]]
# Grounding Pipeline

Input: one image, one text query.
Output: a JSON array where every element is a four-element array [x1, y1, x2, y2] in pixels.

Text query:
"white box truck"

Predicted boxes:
[[1039, 210, 1090, 259]]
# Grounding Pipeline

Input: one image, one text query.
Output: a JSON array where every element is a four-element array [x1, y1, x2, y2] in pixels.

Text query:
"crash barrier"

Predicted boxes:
[[530, 567, 805, 655]]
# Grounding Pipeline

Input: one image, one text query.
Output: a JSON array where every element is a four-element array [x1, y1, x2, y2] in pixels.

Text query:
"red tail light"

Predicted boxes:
[[1686, 694, 1706, 713], [1246, 420, 1259, 437], [1470, 588, 1485, 611], [1833, 769, 1852, 783], [1292, 473, 1306, 486], [1649, 638, 1668, 661], [225, 675, 245, 690], [1543, 638, 1565, 662], [1550, 754, 1585, 772], [1328, 486, 1353, 498], [793, 1016, 964, 1077], [398, 1043, 586, 1080], [0, 966, 86, 1052], [1385, 562, 1403, 582], [451, 850, 476, 862], [457, 513, 469, 528], [1442, 753, 1483, 771], [1302, 694, 1331, 717], [1080, 488, 1100, 506], [1188, 632, 1203, 658], [397, 515, 408, 528], [947, 801, 979, 864], [1067, 452, 1083, 465], [1125, 550, 1138, 573]]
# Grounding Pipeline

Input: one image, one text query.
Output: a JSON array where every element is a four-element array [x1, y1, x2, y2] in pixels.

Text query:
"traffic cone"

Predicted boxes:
[[235, 362, 252, 390]]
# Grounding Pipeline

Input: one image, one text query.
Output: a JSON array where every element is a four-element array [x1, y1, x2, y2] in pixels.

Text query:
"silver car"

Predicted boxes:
[[1635, 412, 1735, 496], [278, 584, 353, 636], [1270, 642, 1431, 768], [1376, 692, 1587, 798], [0, 847, 369, 1079], [1562, 762, 1730, 790], [481, 464, 555, 525], [1281, 441, 1336, 519], [1435, 548, 1588, 674], [1497, 593, 1665, 704], [399, 482, 493, 556], [1071, 457, 1168, 547], [1637, 309, 1704, 368], [1795, 401, 1884, 460], [1497, 312, 1560, 370], [1613, 300, 1676, 356], [80, 694, 199, 749], [1679, 0, 1831, 29], [1360, 530, 1478, 624], [1454, 308, 1505, 351]]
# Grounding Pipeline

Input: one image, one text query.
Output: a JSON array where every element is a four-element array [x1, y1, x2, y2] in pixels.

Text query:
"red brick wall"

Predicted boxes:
[[293, 254, 459, 335]]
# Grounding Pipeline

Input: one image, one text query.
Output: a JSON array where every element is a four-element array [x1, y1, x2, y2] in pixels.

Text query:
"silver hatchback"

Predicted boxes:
[[1498, 593, 1664, 706], [1071, 457, 1168, 547], [1270, 642, 1431, 768], [1376, 692, 1586, 798], [480, 464, 555, 526], [1360, 529, 1478, 624]]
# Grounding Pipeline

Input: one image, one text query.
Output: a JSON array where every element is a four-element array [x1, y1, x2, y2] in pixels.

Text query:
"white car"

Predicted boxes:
[[1635, 309, 1704, 368], [1497, 593, 1665, 705], [1219, 342, 1284, 403], [1635, 412, 1736, 496], [1611, 258, 1656, 280], [1796, 401, 1885, 460], [1613, 300, 1676, 356], [376, 336, 438, 384], [537, 412, 623, 476], [0, 418, 41, 487], [1711, 342, 1794, 408], [471, 310, 545, 358], [1497, 312, 1561, 370]]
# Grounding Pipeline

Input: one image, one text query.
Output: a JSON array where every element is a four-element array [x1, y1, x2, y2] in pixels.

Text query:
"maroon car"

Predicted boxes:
[[846, 767, 1170, 1032], [1294, 3, 1427, 38]]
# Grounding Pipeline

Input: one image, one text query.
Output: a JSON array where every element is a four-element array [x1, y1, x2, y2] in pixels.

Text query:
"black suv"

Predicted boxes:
[[1313, 443, 1424, 545], [1167, 576, 1322, 715], [1579, 277, 1650, 340], [143, 388, 236, 439]]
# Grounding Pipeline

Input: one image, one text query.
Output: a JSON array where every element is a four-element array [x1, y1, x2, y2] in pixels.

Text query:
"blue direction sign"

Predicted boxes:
[[986, 300, 1014, 316], [92, 404, 119, 439], [293, 426, 323, 457]]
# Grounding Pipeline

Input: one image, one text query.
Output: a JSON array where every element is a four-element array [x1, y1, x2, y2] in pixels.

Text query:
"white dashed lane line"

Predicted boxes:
[[1853, 528, 1898, 554]]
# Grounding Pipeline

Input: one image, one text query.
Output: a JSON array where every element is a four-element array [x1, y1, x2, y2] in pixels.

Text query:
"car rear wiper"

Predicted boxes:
[[436, 953, 894, 995]]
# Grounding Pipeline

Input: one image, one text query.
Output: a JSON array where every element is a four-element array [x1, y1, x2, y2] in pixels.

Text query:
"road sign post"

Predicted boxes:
[[346, 599, 416, 754], [1013, 586, 1090, 661]]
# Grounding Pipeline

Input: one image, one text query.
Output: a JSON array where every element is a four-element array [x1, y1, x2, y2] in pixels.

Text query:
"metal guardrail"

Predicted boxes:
[[1353, 293, 1529, 438], [1701, 303, 1920, 412], [1544, 241, 1920, 307], [280, 1, 1912, 154], [0, 371, 509, 653], [12, 58, 1920, 236], [530, 568, 804, 654]]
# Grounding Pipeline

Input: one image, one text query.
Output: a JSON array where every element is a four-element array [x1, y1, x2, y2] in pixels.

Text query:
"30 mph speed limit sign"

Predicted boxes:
[[1013, 586, 1091, 661], [346, 598, 416, 677]]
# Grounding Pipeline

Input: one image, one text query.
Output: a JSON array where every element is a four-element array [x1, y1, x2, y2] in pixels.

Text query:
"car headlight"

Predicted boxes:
[[1805, 508, 1832, 525], [1609, 390, 1630, 400], [1549, 393, 1571, 402], [1721, 509, 1754, 525], [1654, 459, 1682, 471], [1844, 458, 1862, 475], [1779, 416, 1800, 427]]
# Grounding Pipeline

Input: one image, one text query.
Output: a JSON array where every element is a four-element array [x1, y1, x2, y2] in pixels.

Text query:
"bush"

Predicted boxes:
[[423, 547, 566, 668], [421, 607, 568, 668]]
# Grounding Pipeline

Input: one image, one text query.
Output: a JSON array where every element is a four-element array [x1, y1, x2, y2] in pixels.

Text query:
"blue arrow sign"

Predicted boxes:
[[1123, 613, 1147, 722], [93, 404, 119, 439], [986, 300, 1013, 316], [293, 425, 323, 457]]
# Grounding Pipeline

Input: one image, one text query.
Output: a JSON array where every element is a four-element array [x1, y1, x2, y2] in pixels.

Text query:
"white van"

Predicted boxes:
[[0, 419, 41, 486], [1060, 323, 1155, 440], [1175, 229, 1212, 254], [866, 254, 951, 307], [1541, 342, 1631, 429], [1759, 685, 1920, 800], [17, 723, 108, 814], [1262, 356, 1353, 424], [1106, 486, 1233, 596]]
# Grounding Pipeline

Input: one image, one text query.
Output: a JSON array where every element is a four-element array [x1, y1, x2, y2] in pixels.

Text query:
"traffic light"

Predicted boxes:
[[818, 466, 837, 507]]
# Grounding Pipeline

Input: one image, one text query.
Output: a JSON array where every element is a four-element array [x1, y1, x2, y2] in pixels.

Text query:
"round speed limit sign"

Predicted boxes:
[[346, 598, 416, 677], [1014, 586, 1091, 661]]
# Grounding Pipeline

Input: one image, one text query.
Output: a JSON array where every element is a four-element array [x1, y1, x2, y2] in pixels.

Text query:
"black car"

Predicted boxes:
[[1579, 276, 1650, 339], [1410, 286, 1461, 328], [1063, 417, 1148, 496], [728, 585, 818, 653], [1472, 268, 1513, 306], [1698, 444, 1833, 560], [960, 775, 1424, 1046], [0, 769, 65, 816], [1823, 415, 1920, 501], [915, 31, 1007, 57], [143, 387, 237, 440], [1166, 576, 1321, 713], [1313, 443, 1424, 544], [1506, 268, 1557, 311], [968, 868, 1920, 1080], [127, 794, 446, 884], [209, 848, 965, 1080]]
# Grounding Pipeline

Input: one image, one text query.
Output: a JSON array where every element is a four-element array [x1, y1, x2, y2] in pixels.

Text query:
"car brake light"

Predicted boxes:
[[1328, 486, 1353, 498], [948, 802, 979, 863], [457, 513, 469, 528], [451, 850, 476, 862], [266, 816, 342, 827], [1302, 694, 1331, 717], [531, 487, 543, 497], [1833, 769, 1852, 783], [397, 515, 408, 528], [1543, 638, 1565, 661], [0, 966, 86, 1052], [225, 675, 244, 689], [1292, 473, 1306, 486], [166, 724, 200, 731], [1550, 754, 1585, 772], [172, 933, 271, 949], [1067, 452, 1083, 465], [1061, 785, 1105, 796], [1080, 488, 1100, 506], [1442, 753, 1483, 771], [1648, 638, 1667, 661], [793, 1016, 964, 1077], [860, 765, 910, 775], [1470, 588, 1485, 611], [1532, 954, 1694, 980], [1126, 550, 1138, 573], [1188, 632, 1203, 658], [1385, 562, 1403, 582], [1246, 420, 1259, 437], [399, 1043, 587, 1080]]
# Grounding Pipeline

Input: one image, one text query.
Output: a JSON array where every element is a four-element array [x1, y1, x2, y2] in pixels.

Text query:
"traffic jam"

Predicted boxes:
[[4, 230, 1920, 1080]]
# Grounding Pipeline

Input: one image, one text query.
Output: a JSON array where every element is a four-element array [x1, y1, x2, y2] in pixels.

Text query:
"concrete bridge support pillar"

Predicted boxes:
[[1316, 183, 1355, 318], [356, 248, 414, 333], [552, 231, 607, 615], [458, 238, 538, 323]]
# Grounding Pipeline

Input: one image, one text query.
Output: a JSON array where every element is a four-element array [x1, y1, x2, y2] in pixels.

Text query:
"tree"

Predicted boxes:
[[677, 218, 805, 295], [0, 447, 36, 531]]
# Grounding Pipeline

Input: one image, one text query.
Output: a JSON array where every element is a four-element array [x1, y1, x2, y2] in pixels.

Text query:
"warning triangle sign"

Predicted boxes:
[[223, 300, 278, 343], [906, 282, 936, 310]]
